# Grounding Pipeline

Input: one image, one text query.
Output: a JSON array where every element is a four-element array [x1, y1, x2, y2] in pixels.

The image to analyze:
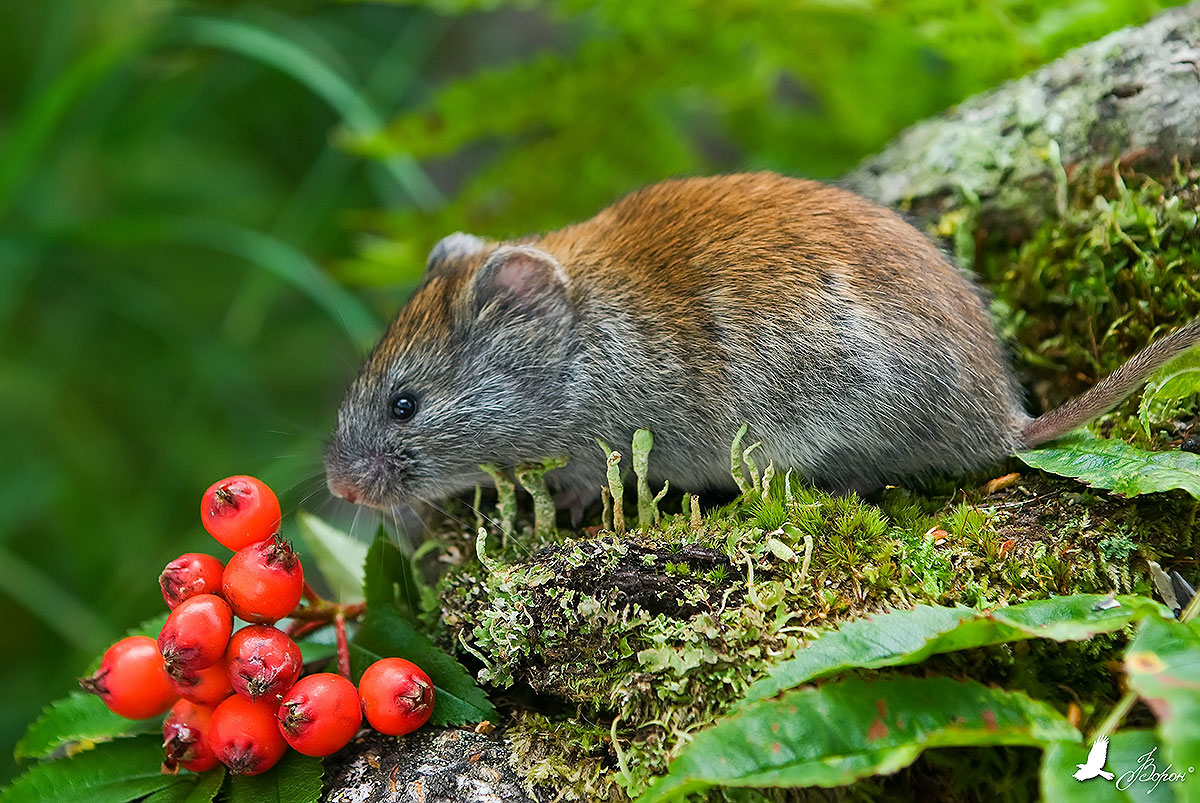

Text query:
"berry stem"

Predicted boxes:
[[335, 611, 351, 680], [286, 619, 327, 640], [287, 601, 365, 622]]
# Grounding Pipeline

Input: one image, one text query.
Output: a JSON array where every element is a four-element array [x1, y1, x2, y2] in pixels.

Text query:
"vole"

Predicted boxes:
[[325, 172, 1200, 522]]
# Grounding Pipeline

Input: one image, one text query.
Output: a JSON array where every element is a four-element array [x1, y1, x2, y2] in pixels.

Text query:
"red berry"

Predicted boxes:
[[79, 636, 178, 720], [162, 699, 219, 773], [226, 625, 303, 703], [222, 535, 304, 624], [201, 475, 281, 551], [207, 695, 287, 776], [158, 594, 233, 674], [168, 658, 233, 707], [358, 658, 435, 736], [159, 552, 224, 609], [277, 673, 362, 756]]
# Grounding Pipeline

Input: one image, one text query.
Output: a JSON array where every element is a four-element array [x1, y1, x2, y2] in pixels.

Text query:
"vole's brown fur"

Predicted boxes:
[[325, 172, 1200, 519]]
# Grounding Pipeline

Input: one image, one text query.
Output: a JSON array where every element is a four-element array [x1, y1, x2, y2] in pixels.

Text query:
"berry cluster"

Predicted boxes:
[[79, 475, 435, 776]]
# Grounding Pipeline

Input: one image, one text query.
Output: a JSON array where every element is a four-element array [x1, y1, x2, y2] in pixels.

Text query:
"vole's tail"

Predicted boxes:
[[1021, 318, 1200, 447]]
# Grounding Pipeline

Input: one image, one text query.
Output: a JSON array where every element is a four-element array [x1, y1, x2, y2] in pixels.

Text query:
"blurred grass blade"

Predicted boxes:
[[157, 217, 379, 351], [169, 16, 442, 210], [0, 32, 150, 218], [0, 545, 113, 653]]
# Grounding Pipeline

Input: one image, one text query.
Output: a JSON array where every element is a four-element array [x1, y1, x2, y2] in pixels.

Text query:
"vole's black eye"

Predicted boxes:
[[390, 394, 417, 422]]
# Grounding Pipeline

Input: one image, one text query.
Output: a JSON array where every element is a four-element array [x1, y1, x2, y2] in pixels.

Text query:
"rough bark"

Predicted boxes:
[[320, 729, 542, 803], [844, 3, 1200, 227]]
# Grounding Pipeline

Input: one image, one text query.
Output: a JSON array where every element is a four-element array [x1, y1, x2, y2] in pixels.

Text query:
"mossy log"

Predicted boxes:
[[843, 3, 1200, 228], [321, 7, 1200, 802]]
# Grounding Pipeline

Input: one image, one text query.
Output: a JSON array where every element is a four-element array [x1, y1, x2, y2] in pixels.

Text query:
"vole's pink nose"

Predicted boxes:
[[327, 477, 358, 504]]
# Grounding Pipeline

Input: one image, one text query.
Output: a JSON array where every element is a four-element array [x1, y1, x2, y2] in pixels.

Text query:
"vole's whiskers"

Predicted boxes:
[[423, 497, 535, 560], [349, 503, 366, 544], [280, 471, 333, 519]]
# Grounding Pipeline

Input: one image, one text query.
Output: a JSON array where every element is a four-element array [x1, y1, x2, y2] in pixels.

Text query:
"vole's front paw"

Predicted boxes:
[[553, 485, 596, 529]]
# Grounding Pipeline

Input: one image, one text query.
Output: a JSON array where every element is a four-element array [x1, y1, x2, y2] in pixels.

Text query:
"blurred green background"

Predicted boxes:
[[0, 0, 1185, 783]]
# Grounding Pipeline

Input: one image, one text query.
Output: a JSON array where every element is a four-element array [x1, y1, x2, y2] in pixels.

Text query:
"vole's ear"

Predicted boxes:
[[469, 245, 572, 322], [426, 232, 488, 276]]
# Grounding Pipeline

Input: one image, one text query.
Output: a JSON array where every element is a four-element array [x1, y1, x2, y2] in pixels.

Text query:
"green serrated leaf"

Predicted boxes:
[[2, 734, 188, 803], [295, 510, 366, 603], [1041, 731, 1177, 802], [14, 692, 160, 762], [1125, 613, 1200, 797], [17, 613, 170, 760], [637, 676, 1079, 802], [226, 751, 322, 803], [143, 769, 226, 803], [1017, 432, 1200, 499], [743, 595, 1162, 704], [363, 528, 420, 617], [349, 605, 496, 727]]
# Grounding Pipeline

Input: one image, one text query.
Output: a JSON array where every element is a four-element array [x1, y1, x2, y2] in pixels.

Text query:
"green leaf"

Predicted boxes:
[[1041, 731, 1178, 803], [294, 510, 366, 603], [349, 605, 497, 727], [1124, 613, 1200, 794], [143, 769, 226, 803], [17, 613, 170, 760], [152, 217, 380, 352], [637, 676, 1079, 802], [743, 595, 1162, 704], [1017, 432, 1200, 499], [363, 529, 421, 617], [293, 633, 338, 666], [226, 752, 323, 803], [1140, 351, 1200, 436], [14, 692, 160, 761], [2, 735, 190, 803]]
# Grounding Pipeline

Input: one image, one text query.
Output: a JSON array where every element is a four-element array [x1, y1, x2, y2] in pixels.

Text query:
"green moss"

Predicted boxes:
[[421, 165, 1200, 801], [432, 469, 1194, 799], [973, 162, 1200, 442], [506, 712, 623, 801]]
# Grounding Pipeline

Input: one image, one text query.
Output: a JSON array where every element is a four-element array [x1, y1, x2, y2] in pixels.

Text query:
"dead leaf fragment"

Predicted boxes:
[[924, 526, 950, 544], [983, 472, 1020, 495]]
